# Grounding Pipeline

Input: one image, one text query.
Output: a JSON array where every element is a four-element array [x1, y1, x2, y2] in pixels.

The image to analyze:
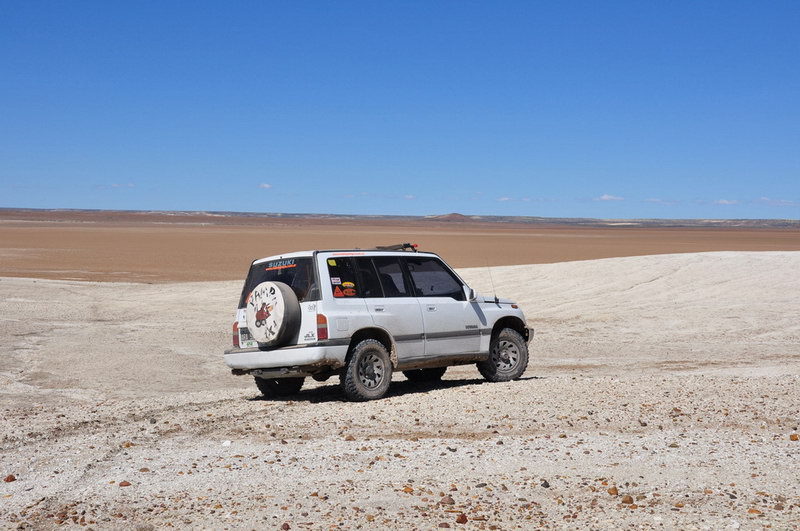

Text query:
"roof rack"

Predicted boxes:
[[374, 242, 419, 252]]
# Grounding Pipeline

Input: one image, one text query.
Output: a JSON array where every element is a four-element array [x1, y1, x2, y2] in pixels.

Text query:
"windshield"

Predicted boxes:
[[238, 257, 318, 307]]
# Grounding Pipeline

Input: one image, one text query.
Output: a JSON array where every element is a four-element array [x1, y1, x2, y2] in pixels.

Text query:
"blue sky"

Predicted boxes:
[[1, 2, 798, 219]]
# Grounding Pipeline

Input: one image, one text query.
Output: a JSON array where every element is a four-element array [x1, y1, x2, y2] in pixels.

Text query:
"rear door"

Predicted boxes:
[[405, 256, 482, 356], [356, 256, 424, 362]]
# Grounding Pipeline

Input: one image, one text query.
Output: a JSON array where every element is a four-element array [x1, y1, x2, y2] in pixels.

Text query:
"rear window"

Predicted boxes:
[[372, 257, 411, 297], [238, 257, 318, 307]]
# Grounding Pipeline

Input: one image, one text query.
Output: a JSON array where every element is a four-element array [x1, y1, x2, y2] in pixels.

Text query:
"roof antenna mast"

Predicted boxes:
[[486, 260, 499, 304]]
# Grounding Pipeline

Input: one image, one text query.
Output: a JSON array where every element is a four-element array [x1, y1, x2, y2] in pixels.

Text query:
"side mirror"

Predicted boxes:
[[465, 285, 477, 302]]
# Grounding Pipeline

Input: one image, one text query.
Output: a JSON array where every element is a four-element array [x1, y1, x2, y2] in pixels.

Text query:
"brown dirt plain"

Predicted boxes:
[[1, 210, 799, 282], [1, 210, 799, 529]]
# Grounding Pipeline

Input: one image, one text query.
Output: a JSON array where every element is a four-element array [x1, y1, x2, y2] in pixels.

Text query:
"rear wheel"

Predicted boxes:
[[403, 367, 447, 382], [477, 328, 528, 382], [254, 376, 305, 398], [340, 339, 392, 401]]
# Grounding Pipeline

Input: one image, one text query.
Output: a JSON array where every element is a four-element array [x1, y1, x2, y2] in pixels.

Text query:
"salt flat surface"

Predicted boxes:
[[460, 251, 800, 376], [1, 252, 799, 528]]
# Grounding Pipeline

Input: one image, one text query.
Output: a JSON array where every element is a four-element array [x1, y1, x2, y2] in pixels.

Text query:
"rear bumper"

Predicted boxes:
[[223, 343, 349, 371]]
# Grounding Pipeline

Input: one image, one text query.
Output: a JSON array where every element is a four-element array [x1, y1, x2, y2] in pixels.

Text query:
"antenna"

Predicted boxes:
[[486, 260, 499, 304]]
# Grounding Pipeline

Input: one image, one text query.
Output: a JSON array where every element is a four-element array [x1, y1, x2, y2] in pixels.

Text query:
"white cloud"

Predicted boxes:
[[95, 183, 134, 190], [595, 194, 624, 201], [403, 194, 415, 200], [258, 183, 273, 189], [713, 199, 739, 205], [756, 197, 798, 207], [644, 198, 679, 206], [493, 196, 553, 203]]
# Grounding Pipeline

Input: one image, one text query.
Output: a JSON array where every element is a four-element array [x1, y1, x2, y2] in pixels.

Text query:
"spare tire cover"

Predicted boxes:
[[245, 281, 301, 347]]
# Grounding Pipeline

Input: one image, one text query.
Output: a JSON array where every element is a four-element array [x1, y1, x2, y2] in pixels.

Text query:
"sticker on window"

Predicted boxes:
[[327, 259, 337, 266], [330, 277, 342, 285], [264, 259, 297, 272], [333, 286, 345, 298], [342, 281, 355, 288]]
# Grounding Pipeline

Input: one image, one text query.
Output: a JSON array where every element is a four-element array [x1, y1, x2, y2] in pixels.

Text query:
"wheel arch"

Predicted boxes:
[[491, 316, 529, 343], [347, 327, 397, 367]]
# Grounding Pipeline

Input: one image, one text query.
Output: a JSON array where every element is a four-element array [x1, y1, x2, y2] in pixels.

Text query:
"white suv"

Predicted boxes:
[[224, 244, 532, 401]]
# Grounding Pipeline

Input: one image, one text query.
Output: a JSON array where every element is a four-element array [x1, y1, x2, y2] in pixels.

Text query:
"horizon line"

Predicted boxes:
[[1, 206, 798, 226]]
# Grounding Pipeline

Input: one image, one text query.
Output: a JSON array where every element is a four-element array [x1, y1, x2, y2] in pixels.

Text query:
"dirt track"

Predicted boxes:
[[2, 252, 799, 528]]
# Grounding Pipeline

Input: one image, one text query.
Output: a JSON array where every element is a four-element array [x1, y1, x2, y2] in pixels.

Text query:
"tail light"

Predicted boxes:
[[316, 313, 328, 341], [232, 321, 240, 348]]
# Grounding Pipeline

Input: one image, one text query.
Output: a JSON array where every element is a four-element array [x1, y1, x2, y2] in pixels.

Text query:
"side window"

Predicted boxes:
[[326, 257, 358, 298], [355, 258, 384, 298], [372, 257, 410, 297], [406, 257, 465, 300]]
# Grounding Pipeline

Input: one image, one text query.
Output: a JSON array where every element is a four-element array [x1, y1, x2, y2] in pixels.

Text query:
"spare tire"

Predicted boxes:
[[245, 281, 301, 348]]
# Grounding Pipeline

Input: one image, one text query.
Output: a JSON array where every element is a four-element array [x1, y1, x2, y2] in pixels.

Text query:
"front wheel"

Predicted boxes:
[[340, 339, 392, 401], [477, 328, 528, 382], [254, 376, 305, 398]]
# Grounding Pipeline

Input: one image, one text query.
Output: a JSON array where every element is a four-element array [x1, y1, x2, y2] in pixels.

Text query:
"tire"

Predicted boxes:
[[340, 339, 392, 401], [477, 328, 529, 382], [254, 376, 305, 398], [245, 281, 301, 348], [403, 367, 447, 382]]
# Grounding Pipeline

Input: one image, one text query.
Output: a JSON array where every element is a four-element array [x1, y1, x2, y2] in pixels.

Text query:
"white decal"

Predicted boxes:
[[245, 282, 286, 344]]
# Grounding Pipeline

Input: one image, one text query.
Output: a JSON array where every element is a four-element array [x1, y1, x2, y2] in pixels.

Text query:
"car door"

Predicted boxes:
[[356, 256, 425, 363], [405, 256, 482, 356]]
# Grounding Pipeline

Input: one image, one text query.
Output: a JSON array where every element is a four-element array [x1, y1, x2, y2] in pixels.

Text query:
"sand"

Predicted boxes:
[[2, 214, 800, 282], [1, 251, 799, 528]]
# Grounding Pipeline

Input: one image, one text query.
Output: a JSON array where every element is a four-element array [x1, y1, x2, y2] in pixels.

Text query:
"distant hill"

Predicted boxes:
[[0, 208, 797, 229], [425, 212, 476, 222]]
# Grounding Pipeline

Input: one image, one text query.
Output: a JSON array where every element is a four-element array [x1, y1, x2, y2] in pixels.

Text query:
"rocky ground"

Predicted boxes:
[[1, 252, 799, 529]]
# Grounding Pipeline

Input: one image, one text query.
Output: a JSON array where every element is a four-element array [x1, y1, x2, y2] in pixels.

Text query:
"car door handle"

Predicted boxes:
[[374, 306, 385, 312], [426, 305, 437, 312]]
